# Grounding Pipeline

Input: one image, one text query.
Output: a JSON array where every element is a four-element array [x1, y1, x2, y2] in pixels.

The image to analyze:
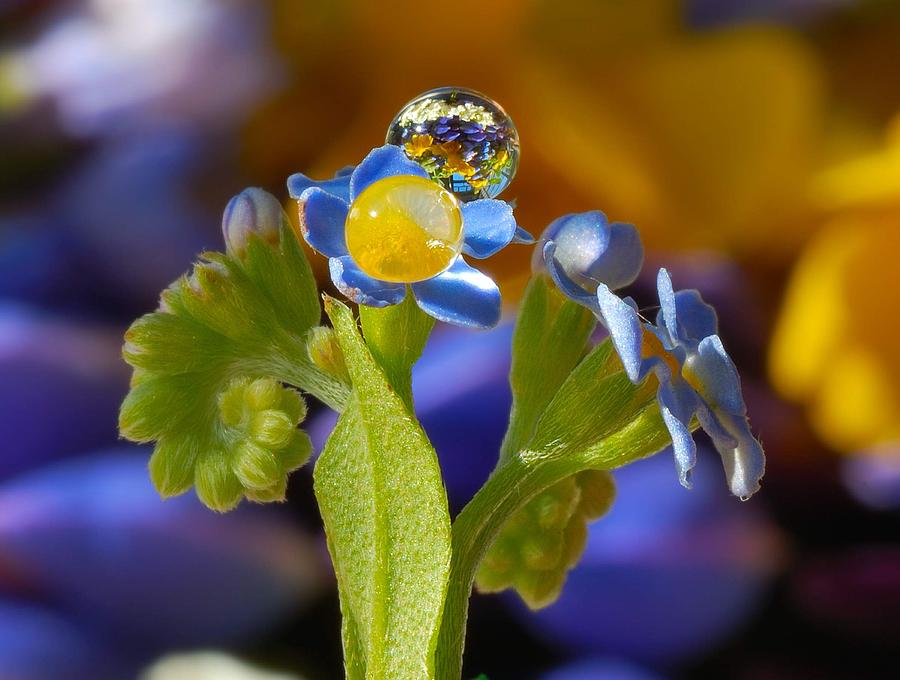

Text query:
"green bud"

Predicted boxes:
[[576, 469, 616, 519], [307, 326, 350, 383], [245, 377, 280, 411], [234, 440, 281, 491], [245, 476, 288, 503], [475, 470, 617, 609], [148, 438, 198, 497], [281, 431, 314, 472], [195, 453, 243, 513], [249, 410, 295, 449]]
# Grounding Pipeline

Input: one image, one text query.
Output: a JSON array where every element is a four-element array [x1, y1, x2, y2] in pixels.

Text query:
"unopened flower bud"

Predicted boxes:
[[222, 188, 288, 257]]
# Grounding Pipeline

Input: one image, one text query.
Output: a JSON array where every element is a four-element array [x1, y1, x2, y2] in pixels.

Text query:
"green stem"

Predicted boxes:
[[434, 406, 674, 679], [270, 333, 351, 411]]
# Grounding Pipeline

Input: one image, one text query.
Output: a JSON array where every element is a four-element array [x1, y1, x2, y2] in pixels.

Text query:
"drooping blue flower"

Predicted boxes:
[[596, 268, 766, 498], [288, 144, 532, 329], [536, 211, 644, 308]]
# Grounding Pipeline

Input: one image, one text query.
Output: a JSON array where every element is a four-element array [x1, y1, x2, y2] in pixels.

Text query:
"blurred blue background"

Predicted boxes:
[[2, 1, 900, 678]]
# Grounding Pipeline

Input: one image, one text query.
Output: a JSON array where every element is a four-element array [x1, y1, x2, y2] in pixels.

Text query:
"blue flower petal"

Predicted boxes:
[[597, 221, 644, 289], [328, 256, 406, 308], [411, 257, 501, 328], [513, 226, 536, 244], [656, 268, 679, 343], [657, 380, 701, 489], [695, 404, 740, 451], [596, 283, 644, 382], [461, 199, 518, 258], [708, 410, 766, 498], [545, 242, 600, 311], [544, 212, 610, 283], [542, 212, 644, 293], [349, 145, 429, 199], [671, 289, 718, 341], [688, 335, 746, 416], [287, 172, 351, 203], [335, 165, 355, 177], [297, 188, 349, 258]]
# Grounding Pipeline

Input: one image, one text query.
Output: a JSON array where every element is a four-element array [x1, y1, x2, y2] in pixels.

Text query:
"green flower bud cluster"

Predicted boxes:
[[119, 189, 348, 512], [475, 469, 615, 609], [197, 376, 313, 507]]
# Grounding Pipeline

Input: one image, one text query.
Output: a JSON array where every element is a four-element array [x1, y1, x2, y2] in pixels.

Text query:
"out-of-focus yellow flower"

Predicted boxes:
[[770, 116, 900, 454]]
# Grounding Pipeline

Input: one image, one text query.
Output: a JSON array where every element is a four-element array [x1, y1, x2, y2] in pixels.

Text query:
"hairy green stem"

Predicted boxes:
[[434, 406, 674, 679]]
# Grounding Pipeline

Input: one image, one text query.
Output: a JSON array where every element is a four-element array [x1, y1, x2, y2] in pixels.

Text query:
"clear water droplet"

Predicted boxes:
[[386, 86, 519, 201]]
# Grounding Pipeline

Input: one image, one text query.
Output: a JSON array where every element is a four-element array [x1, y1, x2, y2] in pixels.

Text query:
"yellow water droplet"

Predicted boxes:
[[345, 175, 464, 283]]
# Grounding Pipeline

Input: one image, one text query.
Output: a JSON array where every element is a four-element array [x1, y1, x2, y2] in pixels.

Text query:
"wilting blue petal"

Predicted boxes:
[[668, 289, 719, 342], [298, 188, 349, 258], [513, 226, 535, 244], [0, 450, 323, 647], [411, 257, 501, 329], [596, 284, 643, 382], [287, 172, 351, 203], [694, 404, 739, 452], [707, 410, 766, 498], [460, 199, 519, 258], [687, 335, 746, 416], [328, 256, 406, 307], [349, 145, 429, 199], [544, 242, 599, 310], [656, 268, 679, 343], [658, 380, 701, 489]]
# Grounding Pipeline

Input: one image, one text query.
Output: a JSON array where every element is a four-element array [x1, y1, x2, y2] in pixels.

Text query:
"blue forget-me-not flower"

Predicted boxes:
[[596, 269, 765, 498], [536, 211, 764, 498], [288, 144, 531, 328], [537, 211, 644, 305]]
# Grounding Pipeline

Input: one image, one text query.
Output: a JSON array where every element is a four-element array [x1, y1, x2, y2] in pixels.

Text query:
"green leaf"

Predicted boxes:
[[359, 293, 435, 409], [119, 215, 349, 511], [528, 339, 658, 456], [500, 275, 596, 461], [315, 298, 451, 680]]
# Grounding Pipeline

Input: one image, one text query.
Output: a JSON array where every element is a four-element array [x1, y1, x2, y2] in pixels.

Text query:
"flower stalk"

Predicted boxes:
[[117, 115, 765, 678]]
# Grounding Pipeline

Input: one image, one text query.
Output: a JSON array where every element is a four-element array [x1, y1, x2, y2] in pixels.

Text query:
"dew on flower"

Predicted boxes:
[[386, 87, 520, 201], [344, 175, 464, 283]]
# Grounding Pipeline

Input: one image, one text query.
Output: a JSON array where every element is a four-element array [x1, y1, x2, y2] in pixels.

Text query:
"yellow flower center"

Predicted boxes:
[[643, 331, 708, 396], [345, 175, 464, 283]]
